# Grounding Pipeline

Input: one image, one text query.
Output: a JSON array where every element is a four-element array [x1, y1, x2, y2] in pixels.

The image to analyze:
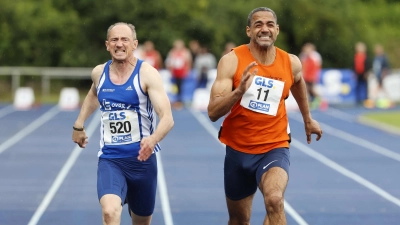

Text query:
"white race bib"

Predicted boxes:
[[102, 110, 140, 145], [240, 75, 284, 116]]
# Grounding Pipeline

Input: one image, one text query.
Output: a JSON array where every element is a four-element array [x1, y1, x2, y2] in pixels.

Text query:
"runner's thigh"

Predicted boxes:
[[125, 154, 158, 216]]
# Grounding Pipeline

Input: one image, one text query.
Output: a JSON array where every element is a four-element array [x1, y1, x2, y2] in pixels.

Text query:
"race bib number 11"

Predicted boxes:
[[102, 110, 140, 145], [240, 75, 284, 116]]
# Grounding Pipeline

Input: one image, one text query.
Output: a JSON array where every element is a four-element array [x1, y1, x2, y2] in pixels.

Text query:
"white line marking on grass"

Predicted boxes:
[[0, 105, 14, 119], [27, 110, 101, 225], [291, 139, 400, 207], [290, 114, 400, 162], [358, 115, 400, 136], [156, 152, 174, 225], [189, 109, 309, 225], [0, 105, 60, 155]]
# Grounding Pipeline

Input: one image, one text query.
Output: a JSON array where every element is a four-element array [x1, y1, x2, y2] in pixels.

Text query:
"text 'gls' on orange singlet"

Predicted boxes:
[[219, 45, 294, 154]]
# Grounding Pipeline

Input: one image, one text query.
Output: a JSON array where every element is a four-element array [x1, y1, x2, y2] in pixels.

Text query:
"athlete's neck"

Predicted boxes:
[[248, 44, 276, 66], [110, 57, 137, 78]]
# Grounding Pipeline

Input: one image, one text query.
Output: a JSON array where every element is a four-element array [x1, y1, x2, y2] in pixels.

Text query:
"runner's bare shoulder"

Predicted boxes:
[[288, 54, 302, 79], [218, 50, 238, 79], [91, 63, 106, 85]]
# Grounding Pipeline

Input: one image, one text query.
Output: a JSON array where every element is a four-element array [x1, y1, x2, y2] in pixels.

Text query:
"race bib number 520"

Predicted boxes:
[[102, 110, 140, 145], [240, 75, 284, 116]]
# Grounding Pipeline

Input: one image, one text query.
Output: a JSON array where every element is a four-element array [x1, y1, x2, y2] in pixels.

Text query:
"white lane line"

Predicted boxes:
[[0, 105, 60, 155], [290, 114, 400, 163], [189, 109, 309, 225], [284, 202, 309, 225], [0, 105, 14, 119], [156, 151, 174, 225], [324, 108, 400, 135], [291, 138, 400, 207], [323, 108, 356, 123], [27, 110, 101, 225]]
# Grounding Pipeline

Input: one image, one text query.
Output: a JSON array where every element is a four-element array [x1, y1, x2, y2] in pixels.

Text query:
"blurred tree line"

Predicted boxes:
[[1, 0, 400, 68]]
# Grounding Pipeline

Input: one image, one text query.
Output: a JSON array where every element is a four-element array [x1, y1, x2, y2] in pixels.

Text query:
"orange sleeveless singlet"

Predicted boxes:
[[219, 45, 294, 154]]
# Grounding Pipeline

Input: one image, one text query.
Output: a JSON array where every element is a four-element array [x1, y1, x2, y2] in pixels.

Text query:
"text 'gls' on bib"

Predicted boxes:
[[102, 110, 140, 145], [240, 75, 284, 116]]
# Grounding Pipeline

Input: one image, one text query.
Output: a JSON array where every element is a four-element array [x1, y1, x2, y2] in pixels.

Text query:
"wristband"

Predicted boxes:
[[73, 126, 84, 131]]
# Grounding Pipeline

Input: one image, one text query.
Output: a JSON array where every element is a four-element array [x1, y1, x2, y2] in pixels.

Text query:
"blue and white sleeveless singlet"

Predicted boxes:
[[96, 60, 160, 158]]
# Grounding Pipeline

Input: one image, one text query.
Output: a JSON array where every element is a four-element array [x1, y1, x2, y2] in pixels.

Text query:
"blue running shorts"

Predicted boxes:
[[97, 154, 157, 216], [224, 146, 290, 200]]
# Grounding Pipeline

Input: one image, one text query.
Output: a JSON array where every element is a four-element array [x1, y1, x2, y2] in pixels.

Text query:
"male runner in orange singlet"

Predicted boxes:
[[208, 7, 323, 225]]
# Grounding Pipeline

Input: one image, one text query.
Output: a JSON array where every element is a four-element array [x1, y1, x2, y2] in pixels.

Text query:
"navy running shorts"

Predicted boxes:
[[97, 154, 157, 216], [224, 146, 290, 200]]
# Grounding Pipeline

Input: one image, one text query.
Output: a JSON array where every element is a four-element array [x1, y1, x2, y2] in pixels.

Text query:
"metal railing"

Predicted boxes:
[[0, 67, 92, 97]]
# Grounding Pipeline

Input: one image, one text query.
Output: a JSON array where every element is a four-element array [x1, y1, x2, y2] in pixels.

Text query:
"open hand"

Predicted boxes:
[[305, 119, 322, 144], [237, 61, 258, 95]]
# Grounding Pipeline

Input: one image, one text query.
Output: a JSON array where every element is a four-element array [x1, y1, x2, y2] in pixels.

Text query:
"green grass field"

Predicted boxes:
[[362, 111, 400, 129]]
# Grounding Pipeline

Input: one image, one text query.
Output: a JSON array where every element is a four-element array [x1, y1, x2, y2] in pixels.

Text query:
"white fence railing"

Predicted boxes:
[[0, 67, 92, 97], [1, 67, 399, 103]]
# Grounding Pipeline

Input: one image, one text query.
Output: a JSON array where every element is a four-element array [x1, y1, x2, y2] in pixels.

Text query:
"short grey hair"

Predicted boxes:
[[247, 7, 278, 27], [106, 22, 137, 40]]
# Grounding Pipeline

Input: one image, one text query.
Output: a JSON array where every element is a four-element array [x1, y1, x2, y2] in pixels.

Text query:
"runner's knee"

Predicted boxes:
[[226, 197, 252, 225], [228, 208, 251, 224], [264, 192, 284, 213], [102, 204, 122, 222]]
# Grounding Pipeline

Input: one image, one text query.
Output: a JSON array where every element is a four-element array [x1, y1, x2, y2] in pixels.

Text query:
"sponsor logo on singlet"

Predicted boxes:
[[102, 99, 131, 111], [112, 134, 132, 143], [102, 88, 115, 92], [248, 100, 270, 112]]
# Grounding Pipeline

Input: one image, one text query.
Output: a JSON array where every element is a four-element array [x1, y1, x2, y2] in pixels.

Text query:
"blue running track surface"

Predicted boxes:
[[0, 104, 399, 225]]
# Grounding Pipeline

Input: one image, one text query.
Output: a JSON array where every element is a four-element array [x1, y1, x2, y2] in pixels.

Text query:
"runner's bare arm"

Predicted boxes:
[[289, 54, 322, 143], [138, 63, 174, 161], [72, 65, 103, 148], [73, 64, 103, 128], [289, 54, 312, 122], [142, 63, 174, 142], [207, 51, 257, 122]]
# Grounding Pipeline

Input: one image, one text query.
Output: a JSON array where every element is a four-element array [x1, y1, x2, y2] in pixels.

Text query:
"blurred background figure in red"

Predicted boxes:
[[142, 40, 163, 70], [353, 42, 371, 107], [165, 39, 192, 109], [300, 42, 326, 110]]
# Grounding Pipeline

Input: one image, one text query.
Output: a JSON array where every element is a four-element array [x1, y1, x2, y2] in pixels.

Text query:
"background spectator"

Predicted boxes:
[[299, 42, 324, 109], [372, 43, 393, 108], [189, 40, 201, 63], [372, 44, 390, 97], [133, 44, 144, 60], [221, 42, 236, 58], [142, 40, 163, 70], [353, 42, 371, 107], [165, 39, 192, 109], [193, 47, 217, 89]]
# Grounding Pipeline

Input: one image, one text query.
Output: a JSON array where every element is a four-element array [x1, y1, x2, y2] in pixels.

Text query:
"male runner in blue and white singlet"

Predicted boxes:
[[72, 22, 174, 225]]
